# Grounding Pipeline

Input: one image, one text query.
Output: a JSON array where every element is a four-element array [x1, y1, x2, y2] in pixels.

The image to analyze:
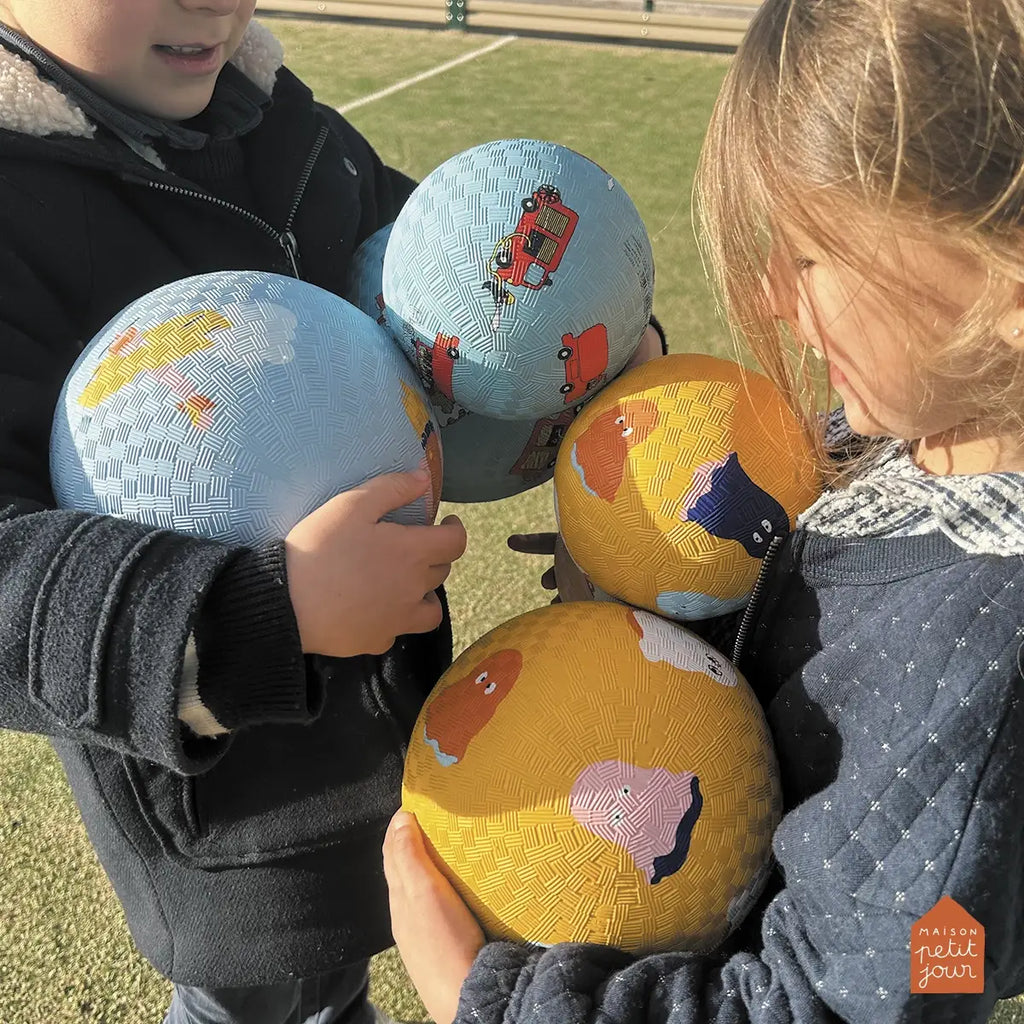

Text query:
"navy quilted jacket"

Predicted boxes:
[[455, 528, 1024, 1023]]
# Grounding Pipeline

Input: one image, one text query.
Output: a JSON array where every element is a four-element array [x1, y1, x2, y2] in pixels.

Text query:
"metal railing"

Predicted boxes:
[[255, 0, 754, 49]]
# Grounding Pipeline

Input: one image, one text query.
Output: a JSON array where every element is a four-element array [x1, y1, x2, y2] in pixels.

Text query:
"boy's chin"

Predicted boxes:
[[86, 69, 219, 123], [113, 80, 218, 122], [141, 93, 216, 122]]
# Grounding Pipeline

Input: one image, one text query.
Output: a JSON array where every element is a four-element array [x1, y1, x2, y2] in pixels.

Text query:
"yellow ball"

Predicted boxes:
[[402, 602, 780, 954], [553, 353, 821, 620]]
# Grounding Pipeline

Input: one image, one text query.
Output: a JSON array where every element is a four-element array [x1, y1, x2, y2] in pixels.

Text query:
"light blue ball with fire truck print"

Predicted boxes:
[[382, 138, 655, 421], [347, 223, 580, 502], [50, 271, 442, 545]]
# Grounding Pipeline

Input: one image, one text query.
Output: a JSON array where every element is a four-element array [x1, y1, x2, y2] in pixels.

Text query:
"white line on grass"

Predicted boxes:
[[337, 35, 517, 114]]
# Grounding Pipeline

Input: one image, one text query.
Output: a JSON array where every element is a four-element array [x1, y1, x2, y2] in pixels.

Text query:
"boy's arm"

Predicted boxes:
[[0, 495, 315, 772], [0, 247, 313, 772], [380, 160, 417, 219]]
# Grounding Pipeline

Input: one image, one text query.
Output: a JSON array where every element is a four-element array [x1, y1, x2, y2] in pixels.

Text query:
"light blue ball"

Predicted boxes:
[[345, 222, 393, 330], [50, 271, 442, 545], [348, 222, 581, 502], [440, 405, 581, 503], [382, 139, 654, 421]]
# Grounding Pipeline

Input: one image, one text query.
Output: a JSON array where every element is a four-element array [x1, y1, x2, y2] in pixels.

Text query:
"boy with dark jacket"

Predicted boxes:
[[0, 1, 467, 1021]]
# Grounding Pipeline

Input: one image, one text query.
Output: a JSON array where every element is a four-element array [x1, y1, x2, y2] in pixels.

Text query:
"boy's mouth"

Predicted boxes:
[[153, 43, 223, 73], [156, 44, 214, 55]]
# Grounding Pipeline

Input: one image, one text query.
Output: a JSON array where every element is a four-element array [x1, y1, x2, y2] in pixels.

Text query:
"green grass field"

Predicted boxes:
[[1, 17, 1021, 1024]]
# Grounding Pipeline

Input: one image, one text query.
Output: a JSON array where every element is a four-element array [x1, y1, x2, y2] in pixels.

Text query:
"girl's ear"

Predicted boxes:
[[996, 282, 1024, 349]]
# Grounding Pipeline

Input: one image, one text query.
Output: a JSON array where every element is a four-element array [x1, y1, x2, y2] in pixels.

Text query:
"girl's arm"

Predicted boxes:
[[386, 650, 1024, 1024]]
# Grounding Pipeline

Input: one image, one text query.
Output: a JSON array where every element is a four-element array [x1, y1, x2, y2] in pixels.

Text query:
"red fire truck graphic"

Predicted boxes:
[[558, 324, 609, 404], [487, 185, 579, 292], [510, 407, 577, 483], [413, 332, 461, 414]]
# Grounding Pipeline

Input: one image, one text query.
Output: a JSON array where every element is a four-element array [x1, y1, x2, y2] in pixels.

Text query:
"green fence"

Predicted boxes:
[[255, 0, 753, 49]]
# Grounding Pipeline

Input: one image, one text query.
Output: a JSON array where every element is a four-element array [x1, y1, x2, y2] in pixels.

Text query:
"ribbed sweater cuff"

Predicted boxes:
[[194, 542, 314, 730]]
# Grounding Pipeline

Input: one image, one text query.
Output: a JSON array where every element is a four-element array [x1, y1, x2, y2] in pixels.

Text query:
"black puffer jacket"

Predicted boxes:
[[0, 21, 450, 985]]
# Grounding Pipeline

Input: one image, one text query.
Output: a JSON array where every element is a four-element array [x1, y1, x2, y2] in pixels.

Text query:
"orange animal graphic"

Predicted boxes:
[[568, 398, 660, 502], [422, 649, 523, 765], [400, 380, 443, 517], [77, 310, 230, 430]]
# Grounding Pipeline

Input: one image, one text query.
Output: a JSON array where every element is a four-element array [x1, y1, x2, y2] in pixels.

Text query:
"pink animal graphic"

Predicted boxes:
[[569, 758, 703, 884]]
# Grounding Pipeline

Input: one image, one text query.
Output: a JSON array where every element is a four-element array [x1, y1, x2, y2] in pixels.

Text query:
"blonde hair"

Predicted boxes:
[[695, 0, 1024, 466]]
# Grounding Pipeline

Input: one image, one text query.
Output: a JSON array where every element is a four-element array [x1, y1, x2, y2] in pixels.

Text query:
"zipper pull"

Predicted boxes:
[[279, 229, 302, 279], [730, 531, 786, 666]]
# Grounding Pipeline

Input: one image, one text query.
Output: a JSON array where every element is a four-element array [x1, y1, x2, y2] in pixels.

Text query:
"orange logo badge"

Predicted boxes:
[[911, 896, 984, 994]]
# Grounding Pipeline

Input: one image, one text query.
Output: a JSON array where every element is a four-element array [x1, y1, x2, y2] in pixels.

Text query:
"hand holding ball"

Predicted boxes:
[[49, 270, 454, 658]]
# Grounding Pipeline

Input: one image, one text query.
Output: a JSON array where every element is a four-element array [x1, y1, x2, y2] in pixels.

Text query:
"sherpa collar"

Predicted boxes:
[[0, 19, 284, 140]]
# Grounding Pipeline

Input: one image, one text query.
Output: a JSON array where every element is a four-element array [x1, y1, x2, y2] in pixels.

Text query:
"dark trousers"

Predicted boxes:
[[163, 961, 383, 1024]]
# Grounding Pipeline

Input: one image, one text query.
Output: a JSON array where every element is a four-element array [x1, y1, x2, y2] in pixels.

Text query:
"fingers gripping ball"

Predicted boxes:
[[50, 271, 442, 544], [347, 222, 581, 503], [553, 353, 821, 621], [402, 602, 781, 953], [382, 139, 655, 421]]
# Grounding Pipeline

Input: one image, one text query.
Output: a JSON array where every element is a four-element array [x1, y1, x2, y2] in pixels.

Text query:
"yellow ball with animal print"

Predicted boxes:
[[402, 601, 781, 954], [553, 353, 821, 620]]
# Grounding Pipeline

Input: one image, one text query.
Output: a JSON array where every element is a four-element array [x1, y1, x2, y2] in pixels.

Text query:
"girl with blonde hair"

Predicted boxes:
[[383, 1, 1024, 1021]]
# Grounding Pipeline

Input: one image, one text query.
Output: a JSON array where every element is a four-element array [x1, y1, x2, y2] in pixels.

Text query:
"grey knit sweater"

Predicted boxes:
[[454, 432, 1024, 1023]]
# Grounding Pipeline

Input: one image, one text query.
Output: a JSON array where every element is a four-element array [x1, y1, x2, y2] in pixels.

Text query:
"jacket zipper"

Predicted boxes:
[[138, 122, 330, 280], [731, 532, 785, 666]]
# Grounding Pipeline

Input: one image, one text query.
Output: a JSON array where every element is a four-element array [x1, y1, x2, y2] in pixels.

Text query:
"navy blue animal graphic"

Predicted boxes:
[[651, 775, 704, 885], [679, 451, 788, 557]]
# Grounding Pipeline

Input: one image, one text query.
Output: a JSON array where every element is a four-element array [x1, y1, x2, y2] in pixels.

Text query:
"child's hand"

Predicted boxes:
[[507, 532, 594, 603], [285, 470, 467, 658], [383, 810, 484, 1024]]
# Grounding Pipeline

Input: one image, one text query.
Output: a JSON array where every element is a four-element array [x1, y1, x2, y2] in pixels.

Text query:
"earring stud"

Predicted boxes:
[[1013, 327, 1022, 339]]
